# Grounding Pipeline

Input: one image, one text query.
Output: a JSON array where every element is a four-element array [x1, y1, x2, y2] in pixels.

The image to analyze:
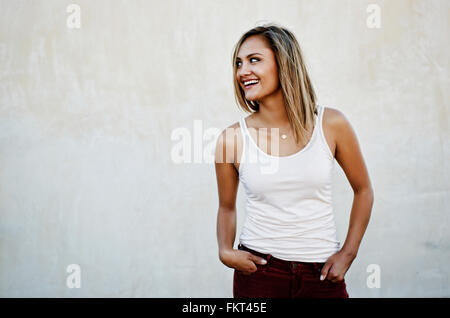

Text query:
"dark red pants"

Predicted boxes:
[[233, 244, 349, 298]]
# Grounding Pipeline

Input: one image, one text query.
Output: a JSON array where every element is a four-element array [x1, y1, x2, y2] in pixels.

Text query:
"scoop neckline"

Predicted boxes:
[[242, 109, 319, 159]]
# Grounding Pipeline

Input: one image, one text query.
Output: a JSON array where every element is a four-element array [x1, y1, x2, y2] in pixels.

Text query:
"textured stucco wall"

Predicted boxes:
[[0, 0, 449, 297]]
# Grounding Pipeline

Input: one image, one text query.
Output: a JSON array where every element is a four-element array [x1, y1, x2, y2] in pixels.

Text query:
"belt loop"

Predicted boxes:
[[315, 262, 324, 274], [313, 262, 319, 273]]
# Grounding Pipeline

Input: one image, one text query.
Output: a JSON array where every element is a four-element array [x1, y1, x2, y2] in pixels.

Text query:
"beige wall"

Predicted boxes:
[[0, 0, 449, 296]]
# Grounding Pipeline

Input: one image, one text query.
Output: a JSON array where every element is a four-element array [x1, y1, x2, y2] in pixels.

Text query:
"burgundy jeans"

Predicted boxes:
[[233, 244, 349, 298]]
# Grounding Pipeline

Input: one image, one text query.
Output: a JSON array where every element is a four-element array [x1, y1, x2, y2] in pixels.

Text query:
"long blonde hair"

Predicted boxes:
[[232, 23, 318, 145]]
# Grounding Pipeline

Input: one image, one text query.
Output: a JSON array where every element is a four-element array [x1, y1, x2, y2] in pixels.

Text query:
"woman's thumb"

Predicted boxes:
[[320, 262, 331, 281]]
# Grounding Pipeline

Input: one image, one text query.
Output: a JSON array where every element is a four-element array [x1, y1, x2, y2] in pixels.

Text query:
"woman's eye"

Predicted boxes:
[[236, 58, 259, 67]]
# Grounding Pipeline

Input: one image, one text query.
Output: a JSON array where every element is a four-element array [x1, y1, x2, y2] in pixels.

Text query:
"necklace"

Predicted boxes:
[[280, 127, 291, 140]]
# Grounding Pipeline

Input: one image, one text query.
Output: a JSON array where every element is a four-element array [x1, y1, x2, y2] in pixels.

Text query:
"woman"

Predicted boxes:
[[215, 24, 374, 298]]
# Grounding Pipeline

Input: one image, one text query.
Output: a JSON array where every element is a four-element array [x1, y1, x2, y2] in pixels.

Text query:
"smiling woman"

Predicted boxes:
[[215, 23, 374, 298], [232, 24, 318, 148]]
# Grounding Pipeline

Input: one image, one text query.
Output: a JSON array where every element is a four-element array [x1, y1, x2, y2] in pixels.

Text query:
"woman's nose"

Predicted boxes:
[[238, 63, 252, 76]]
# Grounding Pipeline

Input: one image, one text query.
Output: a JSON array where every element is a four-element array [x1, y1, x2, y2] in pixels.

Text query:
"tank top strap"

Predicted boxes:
[[315, 104, 334, 160], [238, 116, 250, 170], [239, 116, 250, 136], [239, 116, 252, 150], [314, 104, 320, 131], [317, 104, 324, 124]]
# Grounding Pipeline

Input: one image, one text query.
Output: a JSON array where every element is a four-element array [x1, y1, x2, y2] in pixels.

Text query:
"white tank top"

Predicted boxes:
[[238, 104, 340, 262]]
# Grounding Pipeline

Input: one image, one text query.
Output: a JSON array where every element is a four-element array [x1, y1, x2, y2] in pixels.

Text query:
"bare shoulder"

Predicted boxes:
[[227, 121, 242, 131], [214, 120, 243, 165], [323, 106, 348, 124], [321, 106, 356, 158], [222, 120, 243, 143], [323, 106, 372, 192], [323, 106, 354, 134]]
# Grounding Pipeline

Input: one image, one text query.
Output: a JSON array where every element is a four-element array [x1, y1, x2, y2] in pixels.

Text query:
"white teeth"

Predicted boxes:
[[244, 79, 259, 86]]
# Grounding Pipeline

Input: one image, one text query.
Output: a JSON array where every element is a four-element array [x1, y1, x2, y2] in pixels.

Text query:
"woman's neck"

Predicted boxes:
[[253, 88, 290, 129]]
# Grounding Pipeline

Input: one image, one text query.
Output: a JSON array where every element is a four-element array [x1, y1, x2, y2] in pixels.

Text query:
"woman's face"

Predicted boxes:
[[236, 35, 280, 102]]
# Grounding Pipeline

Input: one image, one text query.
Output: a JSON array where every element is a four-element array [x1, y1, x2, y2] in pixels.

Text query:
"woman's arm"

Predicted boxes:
[[320, 109, 375, 282], [215, 126, 240, 263], [215, 125, 267, 273]]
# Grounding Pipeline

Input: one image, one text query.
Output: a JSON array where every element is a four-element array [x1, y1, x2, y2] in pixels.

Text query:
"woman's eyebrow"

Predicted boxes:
[[236, 53, 263, 60]]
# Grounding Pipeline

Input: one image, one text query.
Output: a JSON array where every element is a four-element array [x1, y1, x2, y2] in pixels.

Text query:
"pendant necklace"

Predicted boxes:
[[280, 127, 291, 140]]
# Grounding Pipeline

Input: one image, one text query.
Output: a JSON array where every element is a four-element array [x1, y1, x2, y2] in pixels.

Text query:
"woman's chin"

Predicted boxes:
[[245, 93, 260, 101]]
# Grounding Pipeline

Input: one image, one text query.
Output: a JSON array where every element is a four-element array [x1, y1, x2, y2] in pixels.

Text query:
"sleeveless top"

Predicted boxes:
[[238, 104, 340, 262]]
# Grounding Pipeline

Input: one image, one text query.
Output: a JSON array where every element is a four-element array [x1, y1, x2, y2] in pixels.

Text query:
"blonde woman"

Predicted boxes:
[[215, 24, 374, 298]]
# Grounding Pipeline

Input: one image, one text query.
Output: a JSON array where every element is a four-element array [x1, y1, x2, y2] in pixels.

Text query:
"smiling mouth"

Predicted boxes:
[[243, 79, 259, 89]]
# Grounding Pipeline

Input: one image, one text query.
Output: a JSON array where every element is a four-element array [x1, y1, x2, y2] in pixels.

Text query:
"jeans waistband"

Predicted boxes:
[[238, 243, 325, 275]]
